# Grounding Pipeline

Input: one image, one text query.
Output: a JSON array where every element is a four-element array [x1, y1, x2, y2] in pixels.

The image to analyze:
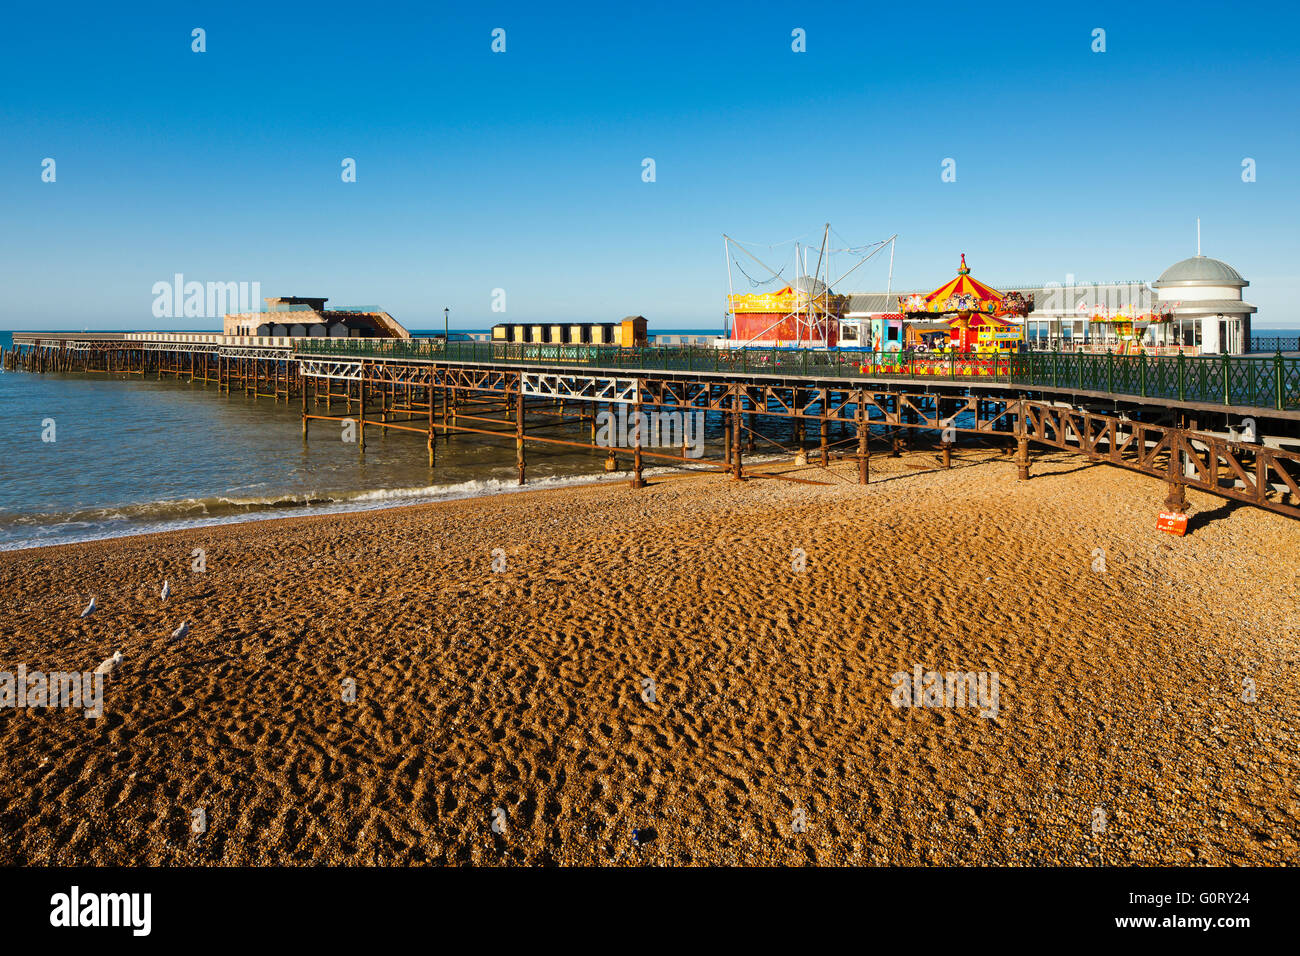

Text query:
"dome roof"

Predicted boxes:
[[794, 276, 829, 296], [1154, 256, 1247, 288]]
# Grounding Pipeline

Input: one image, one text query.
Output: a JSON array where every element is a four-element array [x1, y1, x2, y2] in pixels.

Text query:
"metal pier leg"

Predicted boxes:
[[358, 363, 367, 453], [732, 392, 744, 480], [820, 390, 829, 466], [1164, 480, 1187, 513], [723, 401, 733, 475], [434, 382, 444, 470], [857, 390, 870, 485], [630, 397, 645, 489], [516, 386, 527, 485]]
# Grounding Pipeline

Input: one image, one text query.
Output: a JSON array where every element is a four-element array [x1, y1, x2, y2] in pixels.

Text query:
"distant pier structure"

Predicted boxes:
[[224, 296, 410, 339]]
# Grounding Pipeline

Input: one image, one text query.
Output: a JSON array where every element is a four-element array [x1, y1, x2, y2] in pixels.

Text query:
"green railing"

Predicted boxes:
[[292, 339, 1300, 410]]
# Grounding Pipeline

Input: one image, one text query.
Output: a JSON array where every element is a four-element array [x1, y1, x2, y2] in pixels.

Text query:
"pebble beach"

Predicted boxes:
[[1, 447, 1297, 866]]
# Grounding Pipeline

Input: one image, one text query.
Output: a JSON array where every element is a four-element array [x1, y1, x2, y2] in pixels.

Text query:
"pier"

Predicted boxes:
[[7, 331, 1300, 521]]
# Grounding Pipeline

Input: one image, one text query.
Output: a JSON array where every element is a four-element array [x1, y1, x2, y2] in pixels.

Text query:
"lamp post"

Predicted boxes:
[[444, 306, 449, 342]]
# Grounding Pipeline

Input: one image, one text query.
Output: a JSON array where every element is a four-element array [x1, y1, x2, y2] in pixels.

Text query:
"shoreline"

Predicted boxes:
[[2, 447, 1297, 865], [0, 455, 781, 556]]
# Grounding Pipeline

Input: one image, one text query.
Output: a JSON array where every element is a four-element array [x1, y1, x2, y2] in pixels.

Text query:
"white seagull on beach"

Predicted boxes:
[[161, 580, 171, 602], [93, 650, 124, 678], [80, 597, 96, 618], [170, 621, 189, 641]]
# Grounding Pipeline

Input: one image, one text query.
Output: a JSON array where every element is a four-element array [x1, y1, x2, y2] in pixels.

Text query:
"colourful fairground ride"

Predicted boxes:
[[1085, 304, 1176, 354], [722, 226, 896, 349], [863, 254, 1032, 375], [726, 277, 849, 349]]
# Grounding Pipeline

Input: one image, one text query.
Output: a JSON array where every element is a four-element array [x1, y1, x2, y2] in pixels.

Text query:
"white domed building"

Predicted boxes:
[[1153, 256, 1256, 354]]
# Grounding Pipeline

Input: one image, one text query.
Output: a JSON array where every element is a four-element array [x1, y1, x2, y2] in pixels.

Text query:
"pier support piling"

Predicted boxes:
[[630, 395, 645, 488], [819, 391, 829, 466], [732, 391, 744, 480], [723, 405, 733, 475], [1163, 480, 1187, 513], [516, 388, 527, 485], [856, 390, 870, 485], [434, 382, 444, 468], [358, 363, 368, 453], [1016, 434, 1030, 481]]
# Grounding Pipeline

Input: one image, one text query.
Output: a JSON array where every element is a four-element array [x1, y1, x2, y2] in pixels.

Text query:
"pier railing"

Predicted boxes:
[[279, 339, 1300, 411], [1250, 335, 1300, 354]]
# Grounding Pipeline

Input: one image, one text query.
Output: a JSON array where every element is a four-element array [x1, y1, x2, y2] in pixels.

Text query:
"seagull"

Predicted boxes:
[[160, 580, 171, 602], [170, 621, 189, 641], [93, 650, 123, 677], [80, 597, 96, 618]]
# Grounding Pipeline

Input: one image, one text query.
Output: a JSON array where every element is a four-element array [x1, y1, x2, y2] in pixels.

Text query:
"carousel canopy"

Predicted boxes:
[[899, 254, 1031, 319]]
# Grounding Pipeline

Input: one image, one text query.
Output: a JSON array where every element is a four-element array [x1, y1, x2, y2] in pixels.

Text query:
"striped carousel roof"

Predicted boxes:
[[920, 254, 1005, 310]]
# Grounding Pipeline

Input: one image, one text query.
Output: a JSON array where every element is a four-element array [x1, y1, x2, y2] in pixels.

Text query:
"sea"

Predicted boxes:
[[0, 328, 730, 551]]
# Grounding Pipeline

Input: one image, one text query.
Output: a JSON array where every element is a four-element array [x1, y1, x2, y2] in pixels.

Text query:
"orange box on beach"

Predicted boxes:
[[1156, 511, 1188, 535]]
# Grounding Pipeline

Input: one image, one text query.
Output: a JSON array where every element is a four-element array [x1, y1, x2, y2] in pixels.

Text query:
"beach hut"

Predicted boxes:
[[617, 316, 649, 347]]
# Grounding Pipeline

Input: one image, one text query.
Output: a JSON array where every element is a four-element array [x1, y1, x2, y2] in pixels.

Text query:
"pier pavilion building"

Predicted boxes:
[[223, 296, 410, 338]]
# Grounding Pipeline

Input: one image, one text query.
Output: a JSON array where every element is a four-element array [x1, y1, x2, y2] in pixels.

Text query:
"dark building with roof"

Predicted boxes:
[[223, 296, 410, 339]]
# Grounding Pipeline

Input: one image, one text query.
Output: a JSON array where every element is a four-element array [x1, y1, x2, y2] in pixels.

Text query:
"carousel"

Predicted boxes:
[[863, 254, 1032, 375], [900, 254, 1031, 350], [1084, 303, 1177, 354]]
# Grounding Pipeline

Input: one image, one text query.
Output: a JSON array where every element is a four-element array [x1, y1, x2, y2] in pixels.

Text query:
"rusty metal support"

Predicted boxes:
[[1164, 479, 1187, 513], [631, 395, 645, 488], [732, 391, 744, 480], [856, 389, 869, 485], [358, 362, 368, 452], [1164, 440, 1187, 512], [434, 382, 444, 468], [819, 390, 829, 466], [516, 386, 526, 485], [746, 397, 756, 453], [723, 401, 733, 474]]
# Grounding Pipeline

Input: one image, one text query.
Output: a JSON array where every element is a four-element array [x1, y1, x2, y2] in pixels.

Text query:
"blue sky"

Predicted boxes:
[[1, 0, 1296, 330]]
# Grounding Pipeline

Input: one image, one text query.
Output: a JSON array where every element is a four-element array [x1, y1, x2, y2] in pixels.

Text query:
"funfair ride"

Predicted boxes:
[[1083, 303, 1177, 354], [866, 254, 1033, 375], [723, 225, 897, 349]]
